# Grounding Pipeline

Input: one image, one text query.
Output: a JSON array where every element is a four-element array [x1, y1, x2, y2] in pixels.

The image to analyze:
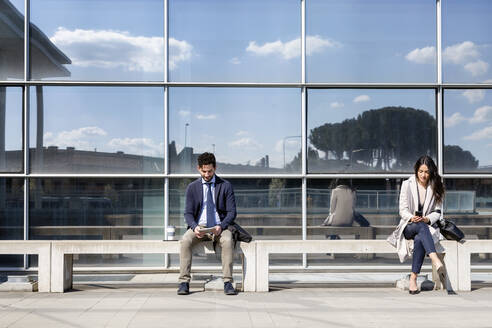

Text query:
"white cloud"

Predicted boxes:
[[236, 130, 249, 136], [246, 35, 340, 60], [330, 101, 344, 109], [306, 35, 341, 56], [247, 39, 299, 60], [169, 38, 193, 70], [469, 106, 492, 124], [443, 41, 480, 65], [444, 112, 467, 128], [442, 41, 490, 77], [353, 95, 370, 103], [464, 126, 492, 140], [178, 110, 191, 117], [108, 137, 164, 157], [462, 89, 485, 103], [44, 126, 107, 150], [405, 46, 436, 64], [464, 60, 489, 76], [228, 137, 262, 150], [50, 27, 192, 72], [196, 114, 217, 120], [229, 57, 241, 65]]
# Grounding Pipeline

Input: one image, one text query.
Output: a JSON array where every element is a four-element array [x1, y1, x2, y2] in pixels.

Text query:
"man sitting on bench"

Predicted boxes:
[[177, 152, 237, 295]]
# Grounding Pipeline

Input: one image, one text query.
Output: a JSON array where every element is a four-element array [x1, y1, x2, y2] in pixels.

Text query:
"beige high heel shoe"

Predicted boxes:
[[435, 262, 446, 287]]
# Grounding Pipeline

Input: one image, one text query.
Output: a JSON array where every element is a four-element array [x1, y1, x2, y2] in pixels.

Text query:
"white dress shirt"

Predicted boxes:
[[198, 176, 220, 226]]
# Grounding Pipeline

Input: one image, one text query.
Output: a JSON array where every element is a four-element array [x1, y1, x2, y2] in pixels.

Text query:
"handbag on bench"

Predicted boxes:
[[434, 218, 464, 241]]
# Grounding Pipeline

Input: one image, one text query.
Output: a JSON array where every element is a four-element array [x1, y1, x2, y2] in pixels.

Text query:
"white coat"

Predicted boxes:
[[394, 175, 443, 262]]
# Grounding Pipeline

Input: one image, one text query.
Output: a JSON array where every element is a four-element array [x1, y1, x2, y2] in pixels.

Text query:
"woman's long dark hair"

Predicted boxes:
[[414, 156, 445, 203]]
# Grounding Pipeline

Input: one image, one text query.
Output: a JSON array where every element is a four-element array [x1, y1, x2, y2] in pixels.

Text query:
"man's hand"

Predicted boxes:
[[194, 227, 205, 238], [212, 225, 222, 236]]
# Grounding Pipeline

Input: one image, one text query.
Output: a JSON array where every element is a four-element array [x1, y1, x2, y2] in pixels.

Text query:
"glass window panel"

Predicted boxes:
[[307, 178, 408, 267], [29, 0, 164, 81], [307, 0, 436, 83], [444, 179, 492, 266], [0, 178, 24, 268], [443, 89, 492, 173], [169, 178, 302, 267], [308, 89, 436, 173], [29, 178, 164, 267], [0, 0, 24, 80], [0, 87, 23, 172], [169, 0, 300, 82], [443, 0, 492, 83], [169, 88, 301, 174], [29, 86, 164, 174]]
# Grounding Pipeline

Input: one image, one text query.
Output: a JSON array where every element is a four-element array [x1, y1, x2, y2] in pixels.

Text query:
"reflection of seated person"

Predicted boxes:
[[322, 179, 370, 240]]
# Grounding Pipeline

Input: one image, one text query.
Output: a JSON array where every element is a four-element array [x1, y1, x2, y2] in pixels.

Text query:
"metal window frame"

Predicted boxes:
[[1, 0, 492, 272]]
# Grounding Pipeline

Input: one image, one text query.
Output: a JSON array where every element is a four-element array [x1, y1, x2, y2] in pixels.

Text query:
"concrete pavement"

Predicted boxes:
[[1, 285, 492, 327]]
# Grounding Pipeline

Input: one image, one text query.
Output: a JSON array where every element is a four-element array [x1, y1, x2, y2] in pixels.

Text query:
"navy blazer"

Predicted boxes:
[[184, 175, 237, 231]]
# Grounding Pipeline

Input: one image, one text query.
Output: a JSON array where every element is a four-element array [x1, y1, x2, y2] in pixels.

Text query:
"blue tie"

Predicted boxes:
[[206, 182, 216, 228]]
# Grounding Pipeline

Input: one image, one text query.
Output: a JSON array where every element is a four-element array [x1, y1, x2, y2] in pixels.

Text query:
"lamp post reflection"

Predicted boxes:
[[184, 123, 190, 149], [283, 135, 301, 169], [349, 148, 366, 169]]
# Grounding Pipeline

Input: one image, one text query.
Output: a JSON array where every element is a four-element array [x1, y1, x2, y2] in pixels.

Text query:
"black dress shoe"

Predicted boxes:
[[224, 281, 236, 295], [177, 282, 189, 295], [409, 289, 420, 295]]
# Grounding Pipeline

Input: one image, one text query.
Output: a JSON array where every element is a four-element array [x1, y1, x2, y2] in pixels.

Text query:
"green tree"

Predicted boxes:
[[309, 106, 438, 170], [444, 145, 479, 171]]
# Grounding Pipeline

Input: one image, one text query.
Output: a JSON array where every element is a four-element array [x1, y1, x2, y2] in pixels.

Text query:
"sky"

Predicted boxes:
[[444, 89, 492, 168], [169, 87, 301, 170], [29, 86, 165, 160], [1, 0, 491, 172]]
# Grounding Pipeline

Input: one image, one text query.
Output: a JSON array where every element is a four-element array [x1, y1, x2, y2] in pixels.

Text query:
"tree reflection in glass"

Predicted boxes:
[[308, 89, 437, 173]]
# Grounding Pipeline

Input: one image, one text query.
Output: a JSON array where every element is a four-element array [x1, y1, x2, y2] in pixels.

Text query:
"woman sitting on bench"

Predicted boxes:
[[396, 156, 446, 294]]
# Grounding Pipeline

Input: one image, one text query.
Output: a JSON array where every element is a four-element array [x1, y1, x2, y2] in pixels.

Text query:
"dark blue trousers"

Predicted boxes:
[[403, 222, 436, 274]]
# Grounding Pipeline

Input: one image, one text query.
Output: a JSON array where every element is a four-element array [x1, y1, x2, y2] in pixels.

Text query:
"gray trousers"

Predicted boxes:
[[178, 228, 234, 283]]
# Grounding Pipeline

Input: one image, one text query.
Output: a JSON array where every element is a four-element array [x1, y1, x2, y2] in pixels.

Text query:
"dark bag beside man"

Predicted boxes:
[[228, 222, 252, 243]]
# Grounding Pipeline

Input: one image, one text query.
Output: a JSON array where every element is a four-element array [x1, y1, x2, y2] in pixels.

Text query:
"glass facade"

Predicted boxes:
[[29, 0, 164, 81], [444, 89, 492, 173], [308, 89, 437, 173], [169, 0, 301, 82], [0, 178, 23, 267], [442, 0, 492, 83], [307, 0, 437, 83], [0, 0, 491, 270], [30, 178, 165, 266], [169, 88, 301, 173], [29, 86, 165, 174]]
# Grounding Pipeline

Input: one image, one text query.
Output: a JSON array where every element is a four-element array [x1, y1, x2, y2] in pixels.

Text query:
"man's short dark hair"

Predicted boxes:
[[197, 152, 216, 168]]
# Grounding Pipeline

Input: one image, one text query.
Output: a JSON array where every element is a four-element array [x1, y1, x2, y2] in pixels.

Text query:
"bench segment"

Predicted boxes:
[[0, 241, 52, 292], [50, 240, 256, 293], [457, 240, 492, 291], [256, 240, 458, 292]]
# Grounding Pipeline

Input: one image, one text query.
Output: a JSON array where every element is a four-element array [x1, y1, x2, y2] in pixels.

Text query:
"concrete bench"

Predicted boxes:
[[0, 241, 52, 292], [50, 240, 256, 293], [457, 240, 492, 291], [255, 240, 458, 292]]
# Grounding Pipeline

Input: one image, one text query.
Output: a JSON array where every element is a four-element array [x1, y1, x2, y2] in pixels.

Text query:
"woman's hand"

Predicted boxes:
[[410, 216, 430, 223]]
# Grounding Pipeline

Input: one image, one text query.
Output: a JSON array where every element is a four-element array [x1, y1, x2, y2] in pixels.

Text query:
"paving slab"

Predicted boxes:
[[1, 286, 492, 328]]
